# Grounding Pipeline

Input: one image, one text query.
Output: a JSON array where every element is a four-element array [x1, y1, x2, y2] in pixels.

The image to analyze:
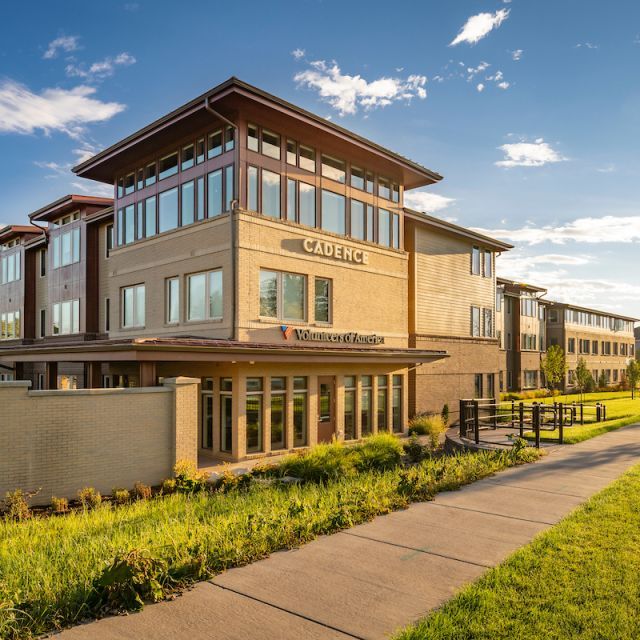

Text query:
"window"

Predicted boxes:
[[568, 338, 576, 353], [247, 123, 259, 152], [220, 378, 233, 452], [271, 377, 286, 450], [496, 291, 502, 312], [321, 154, 346, 183], [286, 179, 297, 221], [471, 246, 481, 275], [299, 145, 315, 172], [262, 169, 281, 218], [248, 166, 258, 211], [145, 162, 156, 187], [286, 139, 297, 165], [224, 126, 235, 152], [225, 164, 234, 211], [196, 138, 205, 164], [158, 152, 178, 180], [159, 187, 178, 233], [145, 196, 157, 237], [471, 306, 481, 337], [392, 375, 402, 433], [166, 277, 180, 324], [366, 172, 374, 193], [52, 300, 79, 335], [377, 375, 388, 431], [121, 284, 145, 329], [314, 277, 331, 323], [391, 184, 400, 203], [484, 250, 492, 278], [351, 166, 365, 190], [52, 227, 80, 267], [181, 144, 194, 171], [39, 308, 46, 338], [208, 169, 222, 218], [361, 375, 372, 436], [261, 130, 280, 159], [124, 172, 135, 195], [366, 205, 375, 242], [259, 269, 306, 321], [378, 208, 391, 247], [0, 311, 20, 339], [201, 377, 214, 449], [483, 308, 493, 337], [392, 213, 400, 249], [321, 190, 345, 235], [208, 129, 222, 158], [246, 377, 263, 452], [196, 176, 205, 220], [181, 180, 195, 226], [344, 376, 356, 440], [293, 376, 308, 447], [378, 177, 391, 200], [40, 249, 47, 276], [136, 202, 144, 240], [188, 270, 223, 321], [105, 298, 110, 332], [474, 374, 483, 398], [524, 371, 539, 388], [1, 252, 21, 283], [350, 200, 365, 240]]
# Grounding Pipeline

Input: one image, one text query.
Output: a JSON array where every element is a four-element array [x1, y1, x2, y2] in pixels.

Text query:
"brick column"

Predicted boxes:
[[163, 376, 199, 466]]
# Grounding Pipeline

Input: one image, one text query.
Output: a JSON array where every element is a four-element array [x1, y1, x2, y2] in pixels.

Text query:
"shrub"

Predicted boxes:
[[161, 478, 176, 495], [92, 549, 167, 612], [112, 489, 131, 505], [214, 467, 253, 493], [278, 441, 354, 483], [441, 404, 450, 426], [403, 434, 430, 463], [77, 487, 102, 509], [2, 489, 31, 521], [134, 482, 152, 501], [353, 433, 403, 471], [51, 496, 69, 514], [173, 460, 210, 493], [408, 414, 447, 449]]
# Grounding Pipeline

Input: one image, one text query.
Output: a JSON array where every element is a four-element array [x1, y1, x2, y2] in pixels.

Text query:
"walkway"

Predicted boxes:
[[57, 425, 640, 640]]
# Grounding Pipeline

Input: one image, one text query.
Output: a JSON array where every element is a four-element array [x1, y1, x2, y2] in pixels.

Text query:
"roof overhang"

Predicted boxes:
[[497, 277, 547, 294], [0, 225, 42, 243], [29, 195, 113, 223], [546, 301, 639, 323]]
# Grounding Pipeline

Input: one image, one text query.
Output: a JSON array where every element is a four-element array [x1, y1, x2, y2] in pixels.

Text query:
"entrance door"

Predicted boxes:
[[317, 376, 336, 443]]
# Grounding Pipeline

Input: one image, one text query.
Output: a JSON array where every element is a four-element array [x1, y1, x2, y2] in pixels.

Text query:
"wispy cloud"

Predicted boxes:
[[475, 215, 640, 245], [596, 164, 615, 174], [477, 83, 485, 92], [495, 138, 566, 168], [404, 191, 455, 214], [291, 48, 305, 60], [43, 35, 80, 59], [511, 49, 523, 61], [450, 9, 510, 46], [71, 180, 114, 198], [0, 80, 125, 139], [575, 42, 599, 49], [466, 61, 490, 81], [294, 60, 427, 116], [65, 52, 136, 81]]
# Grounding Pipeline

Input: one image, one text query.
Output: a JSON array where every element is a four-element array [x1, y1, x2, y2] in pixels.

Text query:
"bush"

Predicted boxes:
[[408, 414, 447, 449], [403, 434, 430, 464], [441, 404, 450, 426], [161, 478, 176, 495], [500, 389, 553, 401], [173, 460, 210, 493], [134, 482, 152, 501], [353, 433, 403, 471], [77, 487, 102, 509], [278, 441, 355, 483], [112, 489, 131, 505], [51, 496, 69, 514], [2, 489, 31, 521]]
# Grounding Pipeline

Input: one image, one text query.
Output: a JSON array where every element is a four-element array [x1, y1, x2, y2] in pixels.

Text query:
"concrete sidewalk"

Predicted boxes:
[[57, 425, 640, 640]]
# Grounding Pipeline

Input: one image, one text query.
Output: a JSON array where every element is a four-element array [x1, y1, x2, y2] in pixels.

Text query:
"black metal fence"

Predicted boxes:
[[459, 398, 608, 448]]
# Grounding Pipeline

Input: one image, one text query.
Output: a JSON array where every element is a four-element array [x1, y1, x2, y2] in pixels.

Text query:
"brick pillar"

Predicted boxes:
[[163, 377, 199, 466]]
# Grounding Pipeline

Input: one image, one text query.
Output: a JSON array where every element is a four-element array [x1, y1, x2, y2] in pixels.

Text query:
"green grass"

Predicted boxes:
[[395, 463, 640, 640], [0, 446, 541, 639]]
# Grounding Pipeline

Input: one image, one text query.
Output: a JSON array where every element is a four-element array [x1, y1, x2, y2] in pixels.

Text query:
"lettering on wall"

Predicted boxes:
[[301, 239, 369, 264], [281, 324, 384, 345]]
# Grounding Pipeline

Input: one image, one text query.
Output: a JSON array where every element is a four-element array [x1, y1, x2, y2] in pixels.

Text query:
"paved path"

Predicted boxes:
[[57, 425, 640, 640]]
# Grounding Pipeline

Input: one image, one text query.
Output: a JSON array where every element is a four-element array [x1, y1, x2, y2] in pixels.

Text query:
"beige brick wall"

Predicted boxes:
[[0, 377, 199, 506]]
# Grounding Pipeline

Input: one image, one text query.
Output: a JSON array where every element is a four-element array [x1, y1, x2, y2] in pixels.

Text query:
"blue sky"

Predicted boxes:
[[1, 0, 639, 316]]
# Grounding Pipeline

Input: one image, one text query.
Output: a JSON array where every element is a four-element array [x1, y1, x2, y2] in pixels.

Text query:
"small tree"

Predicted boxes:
[[541, 345, 568, 394], [598, 371, 608, 390], [627, 360, 640, 400], [574, 357, 591, 402]]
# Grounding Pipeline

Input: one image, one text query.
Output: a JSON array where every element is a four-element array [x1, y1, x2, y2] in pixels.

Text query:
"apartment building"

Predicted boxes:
[[496, 278, 549, 392], [406, 212, 511, 413], [547, 302, 637, 389]]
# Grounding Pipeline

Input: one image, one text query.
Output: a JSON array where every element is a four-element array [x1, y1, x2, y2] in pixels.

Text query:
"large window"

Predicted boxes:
[[321, 190, 345, 235], [52, 300, 79, 335], [158, 187, 178, 233], [261, 130, 281, 159], [350, 200, 365, 240], [271, 377, 286, 450], [52, 228, 80, 268], [483, 308, 493, 337], [166, 277, 180, 324], [121, 284, 145, 329], [259, 270, 306, 321], [484, 250, 493, 278], [378, 208, 391, 247], [293, 376, 308, 446], [314, 277, 331, 323], [188, 270, 223, 321], [377, 375, 388, 431], [220, 378, 233, 453], [0, 311, 20, 340], [246, 377, 263, 453], [208, 169, 223, 218], [158, 152, 178, 180], [261, 169, 281, 218], [1, 252, 20, 283], [344, 376, 356, 440], [471, 306, 481, 337], [145, 196, 157, 237], [181, 180, 195, 226], [471, 246, 481, 275], [361, 376, 372, 436], [392, 375, 403, 433], [286, 180, 316, 227], [321, 154, 345, 183]]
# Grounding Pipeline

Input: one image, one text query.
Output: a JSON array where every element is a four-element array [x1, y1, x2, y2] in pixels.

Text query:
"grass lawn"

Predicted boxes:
[[395, 463, 640, 640], [0, 444, 540, 640]]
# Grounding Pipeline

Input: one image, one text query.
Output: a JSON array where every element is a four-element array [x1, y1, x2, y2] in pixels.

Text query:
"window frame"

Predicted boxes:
[[121, 284, 145, 329]]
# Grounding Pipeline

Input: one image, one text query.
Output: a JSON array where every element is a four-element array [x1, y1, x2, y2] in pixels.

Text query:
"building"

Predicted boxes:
[[546, 301, 637, 389], [496, 278, 549, 392]]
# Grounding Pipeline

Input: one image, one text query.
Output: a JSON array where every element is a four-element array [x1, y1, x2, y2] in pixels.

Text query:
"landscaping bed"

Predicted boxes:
[[0, 435, 541, 639]]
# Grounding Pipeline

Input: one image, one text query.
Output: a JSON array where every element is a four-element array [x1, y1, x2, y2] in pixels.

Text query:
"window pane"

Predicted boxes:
[[259, 270, 278, 317], [181, 180, 195, 226], [246, 394, 262, 452], [366, 205, 374, 242], [188, 273, 206, 321], [321, 155, 345, 183], [299, 183, 316, 227], [366, 172, 374, 193], [53, 236, 60, 267], [61, 301, 71, 334], [196, 177, 205, 220], [124, 172, 135, 195], [361, 388, 372, 435], [196, 138, 205, 164], [262, 129, 281, 159], [315, 278, 330, 323], [283, 273, 305, 320], [484, 250, 492, 277], [392, 213, 400, 249], [287, 179, 297, 221], [378, 208, 391, 246], [159, 188, 178, 233], [350, 200, 365, 240], [135, 286, 145, 327], [344, 389, 356, 440], [248, 166, 258, 211], [208, 129, 222, 158], [351, 166, 365, 190], [224, 126, 234, 152], [208, 169, 222, 217], [472, 247, 481, 274], [220, 394, 233, 452], [262, 170, 280, 218], [159, 152, 178, 180], [168, 278, 179, 324], [299, 145, 315, 172], [225, 165, 234, 211], [125, 205, 135, 244], [378, 177, 391, 200], [321, 190, 345, 235], [123, 288, 134, 327], [247, 123, 259, 152], [392, 184, 400, 203], [145, 196, 157, 237], [136, 202, 144, 240], [145, 163, 156, 187], [61, 231, 72, 265], [286, 139, 297, 165], [181, 144, 194, 171], [293, 392, 307, 446], [72, 227, 80, 263], [271, 392, 285, 449], [392, 387, 402, 433], [377, 386, 387, 431], [209, 270, 223, 318]]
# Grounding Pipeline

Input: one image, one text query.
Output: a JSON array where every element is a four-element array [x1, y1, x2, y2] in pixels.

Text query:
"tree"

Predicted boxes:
[[575, 357, 591, 402], [598, 371, 607, 390], [627, 360, 640, 400], [541, 345, 568, 393]]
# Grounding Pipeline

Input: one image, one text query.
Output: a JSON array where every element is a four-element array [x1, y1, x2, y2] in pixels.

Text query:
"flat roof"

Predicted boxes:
[[29, 195, 113, 223], [0, 224, 43, 243], [547, 300, 639, 323], [0, 336, 448, 365], [404, 208, 513, 252], [73, 77, 443, 188]]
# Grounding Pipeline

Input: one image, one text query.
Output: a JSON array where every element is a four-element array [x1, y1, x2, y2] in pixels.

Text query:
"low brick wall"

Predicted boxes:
[[0, 377, 199, 506]]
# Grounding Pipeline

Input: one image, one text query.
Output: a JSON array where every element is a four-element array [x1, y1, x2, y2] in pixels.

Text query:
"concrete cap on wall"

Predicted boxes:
[[162, 377, 201, 386]]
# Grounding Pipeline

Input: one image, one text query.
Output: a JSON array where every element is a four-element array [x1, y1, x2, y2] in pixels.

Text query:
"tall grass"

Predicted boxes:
[[0, 446, 539, 639]]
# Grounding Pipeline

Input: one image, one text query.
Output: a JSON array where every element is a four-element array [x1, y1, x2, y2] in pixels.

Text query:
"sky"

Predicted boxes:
[[1, 0, 640, 317]]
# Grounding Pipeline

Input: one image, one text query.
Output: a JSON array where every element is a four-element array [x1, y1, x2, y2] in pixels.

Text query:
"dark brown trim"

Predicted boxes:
[[29, 195, 113, 223]]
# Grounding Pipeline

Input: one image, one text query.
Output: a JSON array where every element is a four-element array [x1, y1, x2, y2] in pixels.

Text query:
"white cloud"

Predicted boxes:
[[575, 42, 599, 49], [291, 48, 305, 60], [294, 61, 427, 116], [43, 35, 80, 59], [71, 180, 114, 198], [511, 49, 523, 61], [404, 191, 455, 213], [466, 61, 490, 81], [0, 80, 125, 138], [65, 52, 136, 80], [475, 215, 640, 245], [477, 83, 485, 92], [497, 81, 510, 90], [597, 164, 615, 173], [495, 138, 567, 168], [450, 9, 510, 46]]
